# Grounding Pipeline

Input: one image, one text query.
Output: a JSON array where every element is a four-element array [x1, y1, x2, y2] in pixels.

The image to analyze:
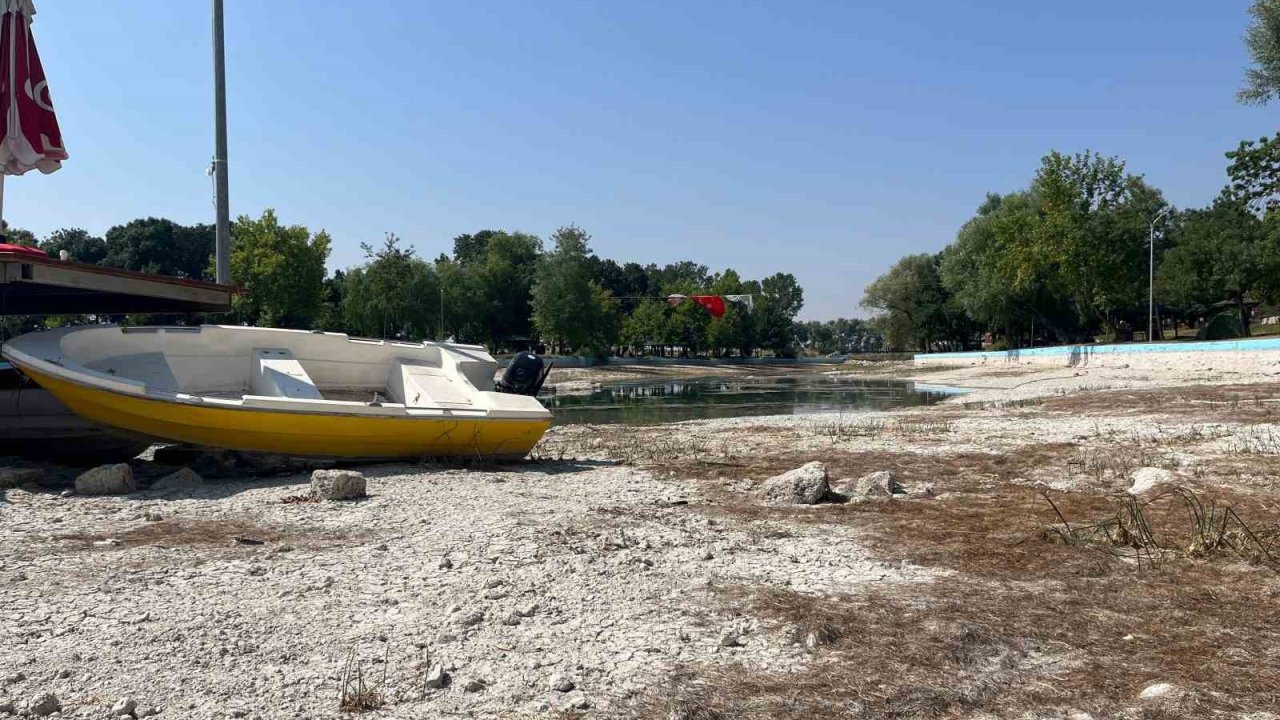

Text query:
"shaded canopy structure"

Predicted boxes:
[[0, 249, 233, 315]]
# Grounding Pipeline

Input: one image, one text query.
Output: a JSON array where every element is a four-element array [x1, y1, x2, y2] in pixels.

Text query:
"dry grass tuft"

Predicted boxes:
[[959, 396, 1046, 411], [814, 417, 954, 440], [338, 647, 387, 713], [1228, 424, 1280, 455], [1042, 488, 1280, 568], [1068, 444, 1178, 486]]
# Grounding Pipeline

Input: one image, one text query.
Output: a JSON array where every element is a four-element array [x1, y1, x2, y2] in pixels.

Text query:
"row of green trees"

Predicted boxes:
[[862, 144, 1280, 351], [332, 224, 806, 357], [8, 215, 809, 357], [861, 1, 1280, 352], [793, 318, 883, 354]]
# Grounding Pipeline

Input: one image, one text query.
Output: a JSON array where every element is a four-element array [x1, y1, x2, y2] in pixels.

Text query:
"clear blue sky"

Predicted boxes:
[[9, 1, 1276, 319]]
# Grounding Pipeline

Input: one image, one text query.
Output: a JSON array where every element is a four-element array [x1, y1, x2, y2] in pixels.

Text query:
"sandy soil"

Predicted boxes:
[[4, 361, 1280, 719]]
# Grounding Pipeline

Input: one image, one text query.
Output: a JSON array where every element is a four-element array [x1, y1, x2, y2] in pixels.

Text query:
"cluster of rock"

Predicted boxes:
[[0, 689, 159, 718], [0, 451, 371, 502], [757, 461, 917, 505]]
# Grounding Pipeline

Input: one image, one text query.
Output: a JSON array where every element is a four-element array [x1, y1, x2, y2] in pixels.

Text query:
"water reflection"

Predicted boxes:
[[544, 374, 951, 425]]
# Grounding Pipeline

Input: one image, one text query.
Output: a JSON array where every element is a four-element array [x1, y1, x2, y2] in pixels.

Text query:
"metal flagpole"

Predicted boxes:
[[212, 0, 231, 284]]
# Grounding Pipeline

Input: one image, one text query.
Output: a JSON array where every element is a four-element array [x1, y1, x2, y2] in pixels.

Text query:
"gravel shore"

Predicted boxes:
[[2, 459, 925, 719], [4, 360, 1280, 718]]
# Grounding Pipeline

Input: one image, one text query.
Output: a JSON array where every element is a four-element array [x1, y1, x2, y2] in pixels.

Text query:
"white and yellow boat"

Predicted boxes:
[[1, 325, 552, 460]]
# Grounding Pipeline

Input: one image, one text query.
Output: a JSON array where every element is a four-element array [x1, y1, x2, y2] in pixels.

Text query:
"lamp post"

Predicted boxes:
[[1148, 206, 1174, 342]]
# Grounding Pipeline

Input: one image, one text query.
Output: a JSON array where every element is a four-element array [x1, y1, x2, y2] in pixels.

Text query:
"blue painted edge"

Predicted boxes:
[[916, 336, 1280, 361]]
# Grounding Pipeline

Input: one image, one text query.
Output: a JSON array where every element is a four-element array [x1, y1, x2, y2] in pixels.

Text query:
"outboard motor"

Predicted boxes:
[[497, 351, 551, 396]]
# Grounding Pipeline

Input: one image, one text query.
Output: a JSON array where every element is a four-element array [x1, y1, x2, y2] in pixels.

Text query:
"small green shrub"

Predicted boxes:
[[1197, 312, 1244, 341]]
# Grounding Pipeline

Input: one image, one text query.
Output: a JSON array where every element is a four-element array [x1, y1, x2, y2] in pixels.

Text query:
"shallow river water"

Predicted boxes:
[[544, 373, 955, 425]]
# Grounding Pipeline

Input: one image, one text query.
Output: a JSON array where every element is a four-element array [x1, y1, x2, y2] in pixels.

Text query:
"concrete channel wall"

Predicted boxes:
[[914, 337, 1280, 374]]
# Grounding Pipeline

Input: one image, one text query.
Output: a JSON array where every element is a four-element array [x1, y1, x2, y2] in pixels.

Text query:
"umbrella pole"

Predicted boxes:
[[0, 172, 6, 241]]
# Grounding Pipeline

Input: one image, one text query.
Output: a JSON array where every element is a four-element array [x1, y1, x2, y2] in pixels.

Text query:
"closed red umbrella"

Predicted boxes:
[[0, 0, 65, 239]]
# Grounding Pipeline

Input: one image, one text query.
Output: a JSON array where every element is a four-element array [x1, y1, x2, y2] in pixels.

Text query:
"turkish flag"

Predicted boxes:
[[0, 1, 67, 176], [691, 295, 726, 319]]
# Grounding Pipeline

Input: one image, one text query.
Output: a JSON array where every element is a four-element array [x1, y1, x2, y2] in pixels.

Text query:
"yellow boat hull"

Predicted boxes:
[[21, 366, 551, 460]]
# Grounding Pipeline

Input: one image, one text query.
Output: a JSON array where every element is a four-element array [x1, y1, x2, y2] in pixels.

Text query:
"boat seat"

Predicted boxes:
[[85, 351, 179, 391], [250, 348, 324, 400], [386, 358, 472, 408]]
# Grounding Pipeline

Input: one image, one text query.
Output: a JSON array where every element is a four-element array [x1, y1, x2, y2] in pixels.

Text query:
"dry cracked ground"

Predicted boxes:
[[5, 363, 1280, 719]]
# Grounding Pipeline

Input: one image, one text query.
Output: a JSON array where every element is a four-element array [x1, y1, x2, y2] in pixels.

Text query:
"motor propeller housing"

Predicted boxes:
[[497, 351, 551, 396]]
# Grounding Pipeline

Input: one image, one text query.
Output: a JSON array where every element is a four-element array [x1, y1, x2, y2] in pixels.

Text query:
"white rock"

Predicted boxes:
[[110, 697, 137, 717], [557, 690, 589, 711], [438, 556, 453, 570], [151, 467, 204, 491], [423, 663, 447, 689], [58, 489, 74, 498], [1139, 681, 1181, 700], [719, 631, 744, 647], [549, 674, 575, 692], [75, 463, 136, 496], [501, 614, 521, 626], [463, 678, 485, 693], [758, 462, 828, 505], [0, 699, 13, 714], [309, 469, 366, 501], [1129, 467, 1174, 495], [516, 602, 538, 617], [839, 470, 903, 498], [26, 692, 60, 717]]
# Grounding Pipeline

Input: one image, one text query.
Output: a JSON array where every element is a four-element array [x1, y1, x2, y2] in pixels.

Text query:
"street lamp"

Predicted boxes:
[[1148, 206, 1174, 342]]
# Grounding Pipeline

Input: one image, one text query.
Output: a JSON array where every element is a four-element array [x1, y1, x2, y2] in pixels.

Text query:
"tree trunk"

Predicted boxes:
[[1239, 297, 1252, 337]]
